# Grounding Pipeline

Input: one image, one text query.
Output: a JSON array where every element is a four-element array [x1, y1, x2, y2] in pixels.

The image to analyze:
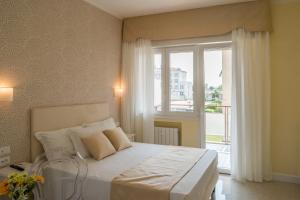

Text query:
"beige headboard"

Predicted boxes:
[[30, 103, 110, 161]]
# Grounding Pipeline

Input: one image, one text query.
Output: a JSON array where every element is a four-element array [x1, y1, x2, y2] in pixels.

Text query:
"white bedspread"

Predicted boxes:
[[43, 143, 218, 200]]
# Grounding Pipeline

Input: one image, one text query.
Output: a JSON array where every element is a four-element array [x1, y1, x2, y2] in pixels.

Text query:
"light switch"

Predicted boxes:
[[0, 156, 10, 168], [0, 146, 11, 157]]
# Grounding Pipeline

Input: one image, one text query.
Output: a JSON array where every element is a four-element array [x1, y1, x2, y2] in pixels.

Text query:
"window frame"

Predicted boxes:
[[153, 48, 165, 113], [154, 45, 200, 118], [153, 40, 232, 119]]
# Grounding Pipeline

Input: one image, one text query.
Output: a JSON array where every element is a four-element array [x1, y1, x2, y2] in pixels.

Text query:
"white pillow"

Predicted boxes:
[[68, 131, 90, 158], [35, 126, 81, 160], [69, 118, 117, 158]]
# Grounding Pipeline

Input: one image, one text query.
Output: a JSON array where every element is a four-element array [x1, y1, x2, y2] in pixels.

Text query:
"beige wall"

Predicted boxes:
[[270, 1, 300, 176], [155, 118, 200, 147], [0, 0, 122, 163]]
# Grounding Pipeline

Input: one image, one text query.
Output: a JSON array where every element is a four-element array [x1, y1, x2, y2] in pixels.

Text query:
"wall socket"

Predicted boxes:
[[0, 146, 11, 157], [0, 156, 10, 168]]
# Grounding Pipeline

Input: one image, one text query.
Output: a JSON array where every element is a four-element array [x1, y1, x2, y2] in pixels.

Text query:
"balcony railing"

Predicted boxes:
[[154, 104, 231, 145], [205, 105, 231, 145]]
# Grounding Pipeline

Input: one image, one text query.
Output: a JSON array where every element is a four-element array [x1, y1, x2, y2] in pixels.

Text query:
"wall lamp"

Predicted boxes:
[[114, 84, 124, 97], [0, 87, 14, 102]]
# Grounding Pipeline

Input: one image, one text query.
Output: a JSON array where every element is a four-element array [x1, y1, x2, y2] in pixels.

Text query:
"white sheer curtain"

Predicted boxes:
[[231, 29, 272, 182], [121, 39, 155, 143]]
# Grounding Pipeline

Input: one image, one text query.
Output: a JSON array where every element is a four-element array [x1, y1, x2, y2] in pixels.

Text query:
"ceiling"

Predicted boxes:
[[84, 0, 255, 19]]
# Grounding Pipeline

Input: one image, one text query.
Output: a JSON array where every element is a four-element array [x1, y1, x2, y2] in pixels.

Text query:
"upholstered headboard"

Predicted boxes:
[[30, 103, 110, 161]]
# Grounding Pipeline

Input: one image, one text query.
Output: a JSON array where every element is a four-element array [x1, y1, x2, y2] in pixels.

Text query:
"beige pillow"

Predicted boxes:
[[81, 132, 116, 160], [103, 127, 132, 151]]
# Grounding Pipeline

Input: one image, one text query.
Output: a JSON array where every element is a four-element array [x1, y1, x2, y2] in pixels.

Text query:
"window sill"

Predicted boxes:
[[154, 113, 200, 120]]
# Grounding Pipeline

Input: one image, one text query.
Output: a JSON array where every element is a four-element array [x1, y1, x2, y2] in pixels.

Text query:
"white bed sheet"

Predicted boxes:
[[44, 143, 218, 200]]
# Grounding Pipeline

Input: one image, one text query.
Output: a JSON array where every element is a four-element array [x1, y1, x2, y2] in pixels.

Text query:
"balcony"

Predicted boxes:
[[205, 105, 231, 173]]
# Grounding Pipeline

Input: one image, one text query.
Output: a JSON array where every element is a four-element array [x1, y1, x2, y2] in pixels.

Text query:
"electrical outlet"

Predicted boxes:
[[0, 156, 10, 168], [0, 146, 10, 157]]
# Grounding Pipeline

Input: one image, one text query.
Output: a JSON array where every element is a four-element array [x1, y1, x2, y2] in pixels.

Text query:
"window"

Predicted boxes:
[[154, 52, 162, 112], [154, 39, 231, 117], [169, 51, 194, 112], [154, 46, 198, 116]]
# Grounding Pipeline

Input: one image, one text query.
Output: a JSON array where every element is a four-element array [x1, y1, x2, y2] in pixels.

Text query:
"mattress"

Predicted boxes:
[[42, 143, 218, 200]]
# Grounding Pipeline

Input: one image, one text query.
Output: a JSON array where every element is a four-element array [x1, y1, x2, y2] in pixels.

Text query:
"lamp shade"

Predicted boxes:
[[0, 87, 13, 101], [114, 86, 124, 97]]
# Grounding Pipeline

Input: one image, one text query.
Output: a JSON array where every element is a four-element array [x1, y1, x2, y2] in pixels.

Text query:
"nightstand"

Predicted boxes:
[[126, 134, 135, 142], [0, 162, 32, 181]]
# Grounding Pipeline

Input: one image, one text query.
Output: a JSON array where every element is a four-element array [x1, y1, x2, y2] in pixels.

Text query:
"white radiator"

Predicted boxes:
[[154, 127, 179, 146]]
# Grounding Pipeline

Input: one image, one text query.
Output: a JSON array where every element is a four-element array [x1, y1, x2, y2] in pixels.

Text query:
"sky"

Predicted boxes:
[[204, 50, 223, 87], [170, 52, 193, 81]]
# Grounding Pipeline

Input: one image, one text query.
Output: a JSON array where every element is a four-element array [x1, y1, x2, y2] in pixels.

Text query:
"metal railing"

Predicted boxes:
[[154, 104, 231, 144], [205, 105, 231, 145]]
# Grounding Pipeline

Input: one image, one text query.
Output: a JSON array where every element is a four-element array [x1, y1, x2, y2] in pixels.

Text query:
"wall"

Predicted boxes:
[[155, 118, 199, 147], [0, 0, 122, 163], [270, 0, 300, 176]]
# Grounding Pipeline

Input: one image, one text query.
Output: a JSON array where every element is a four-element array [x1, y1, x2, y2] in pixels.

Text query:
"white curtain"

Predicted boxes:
[[121, 39, 155, 143], [231, 29, 272, 182]]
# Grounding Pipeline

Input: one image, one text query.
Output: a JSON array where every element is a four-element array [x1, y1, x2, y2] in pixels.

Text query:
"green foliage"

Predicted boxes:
[[206, 135, 224, 143], [7, 173, 36, 200], [0, 173, 43, 200], [205, 102, 222, 113]]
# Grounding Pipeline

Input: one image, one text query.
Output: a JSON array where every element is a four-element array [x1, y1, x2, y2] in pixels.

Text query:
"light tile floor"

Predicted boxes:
[[213, 175, 300, 200], [207, 143, 231, 170]]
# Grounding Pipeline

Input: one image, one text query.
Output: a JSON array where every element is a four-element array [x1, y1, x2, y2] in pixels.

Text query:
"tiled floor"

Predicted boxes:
[[214, 175, 300, 200], [207, 143, 231, 170]]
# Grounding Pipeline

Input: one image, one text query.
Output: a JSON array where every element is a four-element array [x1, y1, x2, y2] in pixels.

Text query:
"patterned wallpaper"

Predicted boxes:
[[0, 0, 122, 162]]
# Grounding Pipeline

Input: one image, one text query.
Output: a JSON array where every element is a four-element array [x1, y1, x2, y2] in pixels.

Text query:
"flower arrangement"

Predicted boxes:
[[0, 172, 44, 200]]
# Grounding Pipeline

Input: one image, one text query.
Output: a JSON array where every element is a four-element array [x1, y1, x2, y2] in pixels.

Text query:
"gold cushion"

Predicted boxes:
[[81, 132, 116, 160], [103, 127, 132, 151]]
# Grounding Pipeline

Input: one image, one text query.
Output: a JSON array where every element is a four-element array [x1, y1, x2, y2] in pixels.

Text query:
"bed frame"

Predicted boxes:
[[30, 102, 217, 200], [30, 102, 111, 161]]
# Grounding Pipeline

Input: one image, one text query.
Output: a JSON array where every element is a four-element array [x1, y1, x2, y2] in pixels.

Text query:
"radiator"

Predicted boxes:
[[154, 127, 179, 146]]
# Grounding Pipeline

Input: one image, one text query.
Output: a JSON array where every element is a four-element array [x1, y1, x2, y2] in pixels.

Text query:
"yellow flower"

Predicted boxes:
[[34, 175, 45, 184], [0, 179, 9, 196]]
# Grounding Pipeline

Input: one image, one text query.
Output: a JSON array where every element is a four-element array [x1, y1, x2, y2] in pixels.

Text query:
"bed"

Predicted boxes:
[[30, 103, 218, 200]]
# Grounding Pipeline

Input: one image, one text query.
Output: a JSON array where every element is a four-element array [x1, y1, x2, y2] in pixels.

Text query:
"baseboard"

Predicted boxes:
[[272, 173, 300, 184]]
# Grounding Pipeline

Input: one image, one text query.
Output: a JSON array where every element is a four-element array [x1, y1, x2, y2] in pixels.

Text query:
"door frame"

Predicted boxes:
[[201, 43, 232, 174]]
